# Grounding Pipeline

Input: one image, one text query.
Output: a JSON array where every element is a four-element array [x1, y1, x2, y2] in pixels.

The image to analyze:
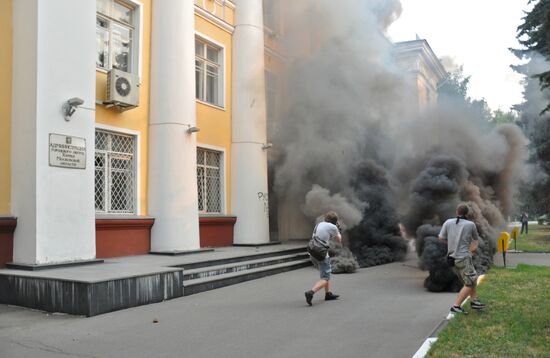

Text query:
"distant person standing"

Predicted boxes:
[[439, 203, 486, 314], [305, 211, 342, 306], [520, 212, 529, 235]]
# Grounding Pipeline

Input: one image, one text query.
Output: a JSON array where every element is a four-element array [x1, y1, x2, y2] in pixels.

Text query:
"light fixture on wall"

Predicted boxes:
[[62, 97, 84, 121], [262, 143, 273, 150], [186, 126, 201, 134]]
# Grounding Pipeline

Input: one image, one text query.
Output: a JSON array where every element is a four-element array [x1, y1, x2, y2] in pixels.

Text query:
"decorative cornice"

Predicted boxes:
[[224, 0, 236, 10], [199, 216, 237, 225], [96, 217, 155, 230], [393, 40, 447, 82], [195, 5, 235, 34], [265, 46, 287, 63]]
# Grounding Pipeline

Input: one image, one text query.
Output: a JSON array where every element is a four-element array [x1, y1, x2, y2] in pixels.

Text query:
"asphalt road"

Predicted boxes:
[[0, 254, 455, 358]]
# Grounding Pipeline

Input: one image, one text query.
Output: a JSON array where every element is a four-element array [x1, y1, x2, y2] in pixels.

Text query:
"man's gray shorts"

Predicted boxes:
[[453, 256, 478, 287], [312, 256, 332, 280]]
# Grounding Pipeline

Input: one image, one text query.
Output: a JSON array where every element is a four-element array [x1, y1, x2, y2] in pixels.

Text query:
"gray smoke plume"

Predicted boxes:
[[302, 185, 365, 229], [270, 0, 411, 269], [267, 0, 528, 289]]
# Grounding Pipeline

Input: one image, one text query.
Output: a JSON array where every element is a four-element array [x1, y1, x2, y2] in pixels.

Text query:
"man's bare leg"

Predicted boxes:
[[311, 279, 328, 293], [454, 286, 474, 307]]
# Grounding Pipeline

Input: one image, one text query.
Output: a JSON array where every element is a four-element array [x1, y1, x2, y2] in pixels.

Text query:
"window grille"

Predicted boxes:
[[95, 129, 136, 214], [197, 148, 223, 213]]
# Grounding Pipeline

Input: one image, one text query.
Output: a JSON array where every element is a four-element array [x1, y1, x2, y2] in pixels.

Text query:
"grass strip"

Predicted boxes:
[[510, 224, 550, 253], [427, 264, 550, 358]]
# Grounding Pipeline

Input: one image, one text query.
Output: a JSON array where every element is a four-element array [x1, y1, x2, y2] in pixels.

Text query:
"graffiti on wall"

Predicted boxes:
[[257, 192, 269, 217]]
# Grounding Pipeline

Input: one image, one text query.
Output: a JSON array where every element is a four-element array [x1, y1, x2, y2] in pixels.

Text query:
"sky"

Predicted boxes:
[[388, 0, 534, 112]]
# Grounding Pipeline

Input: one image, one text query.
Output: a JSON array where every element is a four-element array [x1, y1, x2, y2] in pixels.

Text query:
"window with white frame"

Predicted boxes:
[[265, 70, 280, 139], [95, 129, 137, 214], [265, 70, 278, 122], [195, 38, 223, 107], [96, 0, 137, 73], [197, 148, 223, 214]]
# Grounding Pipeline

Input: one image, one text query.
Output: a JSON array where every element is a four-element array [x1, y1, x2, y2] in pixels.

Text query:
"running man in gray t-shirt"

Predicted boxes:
[[305, 211, 342, 306], [438, 203, 486, 314], [440, 215, 480, 260]]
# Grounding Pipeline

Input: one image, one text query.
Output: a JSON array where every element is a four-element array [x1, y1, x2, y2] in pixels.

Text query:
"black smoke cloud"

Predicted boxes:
[[416, 224, 462, 292], [267, 0, 527, 289], [347, 160, 408, 267], [396, 107, 526, 290]]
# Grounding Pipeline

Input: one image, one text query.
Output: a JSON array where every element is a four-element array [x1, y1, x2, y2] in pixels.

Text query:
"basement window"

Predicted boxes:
[[95, 129, 137, 214], [197, 148, 223, 214]]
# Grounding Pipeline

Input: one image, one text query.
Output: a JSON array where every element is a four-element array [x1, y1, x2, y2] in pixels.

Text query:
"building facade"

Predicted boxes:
[[394, 39, 447, 111], [0, 0, 275, 268], [0, 1, 446, 268]]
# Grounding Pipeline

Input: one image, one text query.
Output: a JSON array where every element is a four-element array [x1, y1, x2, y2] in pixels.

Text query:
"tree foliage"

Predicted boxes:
[[515, 0, 550, 113], [438, 65, 492, 121], [438, 65, 470, 100], [491, 109, 519, 125], [512, 1, 550, 217]]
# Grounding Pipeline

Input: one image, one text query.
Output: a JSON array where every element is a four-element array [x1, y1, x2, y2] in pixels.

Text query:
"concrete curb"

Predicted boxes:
[[412, 274, 486, 358]]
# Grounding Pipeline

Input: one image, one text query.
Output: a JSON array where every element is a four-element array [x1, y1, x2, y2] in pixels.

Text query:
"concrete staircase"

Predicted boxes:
[[0, 245, 311, 316], [180, 247, 311, 296]]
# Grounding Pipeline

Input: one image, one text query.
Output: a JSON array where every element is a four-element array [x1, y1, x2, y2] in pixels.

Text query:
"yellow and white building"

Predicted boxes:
[[0, 0, 277, 268]]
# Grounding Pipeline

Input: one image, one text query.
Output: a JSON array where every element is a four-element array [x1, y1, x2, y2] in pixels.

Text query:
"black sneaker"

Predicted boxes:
[[470, 299, 486, 309], [450, 305, 468, 314], [325, 292, 340, 301], [305, 290, 314, 306]]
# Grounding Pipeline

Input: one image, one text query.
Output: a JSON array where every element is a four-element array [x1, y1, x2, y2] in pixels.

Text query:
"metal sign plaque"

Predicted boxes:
[[49, 133, 86, 169]]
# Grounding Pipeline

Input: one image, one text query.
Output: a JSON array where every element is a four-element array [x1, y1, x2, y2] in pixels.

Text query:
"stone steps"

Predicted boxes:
[[183, 254, 311, 296], [179, 247, 308, 270], [183, 252, 309, 280], [0, 245, 311, 316]]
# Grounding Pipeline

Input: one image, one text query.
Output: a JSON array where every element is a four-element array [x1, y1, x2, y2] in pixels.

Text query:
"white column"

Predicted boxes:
[[148, 0, 200, 252], [232, 0, 270, 245], [11, 0, 97, 265]]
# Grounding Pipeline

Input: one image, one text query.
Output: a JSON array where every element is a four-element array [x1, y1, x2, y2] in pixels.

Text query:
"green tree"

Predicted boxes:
[[515, 0, 550, 114], [491, 109, 519, 125], [438, 65, 492, 122], [438, 65, 470, 100], [512, 0, 550, 217], [471, 99, 492, 122]]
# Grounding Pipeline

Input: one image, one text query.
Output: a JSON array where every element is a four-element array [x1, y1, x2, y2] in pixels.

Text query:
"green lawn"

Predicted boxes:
[[427, 265, 550, 358], [512, 224, 550, 252]]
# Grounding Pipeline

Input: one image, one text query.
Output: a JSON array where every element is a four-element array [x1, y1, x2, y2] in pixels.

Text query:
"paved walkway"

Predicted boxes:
[[493, 252, 550, 268], [0, 253, 455, 358]]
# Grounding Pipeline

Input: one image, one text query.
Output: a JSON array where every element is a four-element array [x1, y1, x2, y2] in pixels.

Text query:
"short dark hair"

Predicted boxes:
[[324, 211, 339, 225], [457, 203, 469, 217]]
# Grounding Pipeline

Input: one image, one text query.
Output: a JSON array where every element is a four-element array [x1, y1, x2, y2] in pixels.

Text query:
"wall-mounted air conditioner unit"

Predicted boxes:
[[105, 68, 140, 111]]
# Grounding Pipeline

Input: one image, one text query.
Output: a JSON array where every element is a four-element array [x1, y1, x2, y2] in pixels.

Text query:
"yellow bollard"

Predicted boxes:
[[498, 232, 510, 267], [510, 227, 519, 251]]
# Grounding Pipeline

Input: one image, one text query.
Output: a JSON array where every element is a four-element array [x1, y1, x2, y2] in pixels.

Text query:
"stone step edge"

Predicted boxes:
[[179, 247, 307, 270], [183, 253, 309, 278], [183, 259, 312, 296]]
